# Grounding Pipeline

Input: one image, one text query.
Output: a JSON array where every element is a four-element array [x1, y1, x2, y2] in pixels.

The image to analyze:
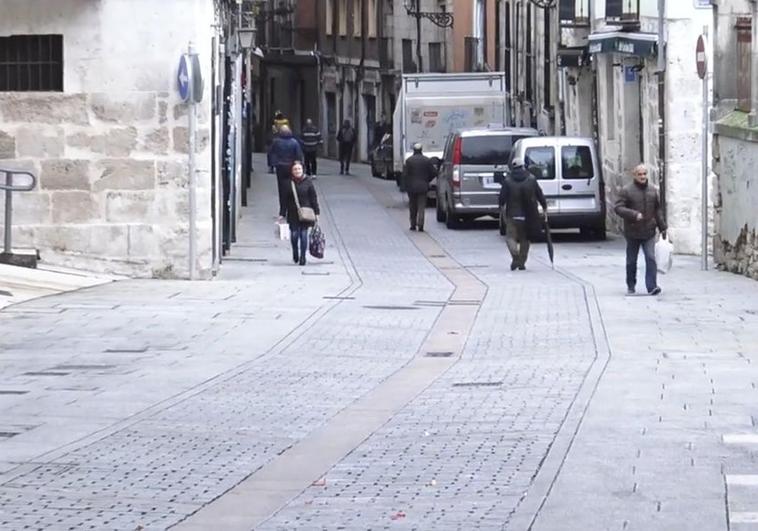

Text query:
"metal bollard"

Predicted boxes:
[[0, 168, 37, 268]]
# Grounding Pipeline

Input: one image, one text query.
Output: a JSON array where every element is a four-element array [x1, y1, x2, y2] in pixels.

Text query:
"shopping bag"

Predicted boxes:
[[309, 224, 325, 259], [275, 221, 290, 241], [655, 234, 673, 274]]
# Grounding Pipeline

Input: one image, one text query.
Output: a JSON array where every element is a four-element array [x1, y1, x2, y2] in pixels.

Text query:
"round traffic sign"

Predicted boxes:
[[696, 35, 707, 80]]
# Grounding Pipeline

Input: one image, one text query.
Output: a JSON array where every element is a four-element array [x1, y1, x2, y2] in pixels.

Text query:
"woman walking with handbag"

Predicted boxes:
[[284, 161, 320, 266]]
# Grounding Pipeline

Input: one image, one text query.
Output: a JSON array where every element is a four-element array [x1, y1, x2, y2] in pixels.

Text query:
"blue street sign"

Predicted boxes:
[[624, 66, 637, 83], [178, 55, 191, 102]]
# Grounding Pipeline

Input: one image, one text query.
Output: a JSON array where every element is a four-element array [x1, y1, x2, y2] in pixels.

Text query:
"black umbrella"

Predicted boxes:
[[543, 216, 555, 268]]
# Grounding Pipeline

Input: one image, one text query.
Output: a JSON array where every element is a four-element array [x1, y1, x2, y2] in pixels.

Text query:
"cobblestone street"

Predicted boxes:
[[2, 158, 758, 530]]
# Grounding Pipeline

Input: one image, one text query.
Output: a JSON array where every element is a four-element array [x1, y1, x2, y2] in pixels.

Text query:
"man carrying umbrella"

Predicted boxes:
[[498, 157, 548, 270]]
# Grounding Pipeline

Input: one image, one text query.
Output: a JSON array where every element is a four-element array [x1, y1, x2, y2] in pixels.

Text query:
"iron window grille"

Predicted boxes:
[[0, 35, 63, 92]]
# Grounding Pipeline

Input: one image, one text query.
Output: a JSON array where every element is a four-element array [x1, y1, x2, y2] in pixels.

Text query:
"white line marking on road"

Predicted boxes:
[[726, 475, 758, 486], [724, 434, 758, 444], [730, 512, 758, 524]]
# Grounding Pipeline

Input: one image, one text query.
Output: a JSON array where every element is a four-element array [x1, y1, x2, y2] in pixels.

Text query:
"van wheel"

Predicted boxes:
[[445, 205, 462, 229], [436, 197, 446, 222]]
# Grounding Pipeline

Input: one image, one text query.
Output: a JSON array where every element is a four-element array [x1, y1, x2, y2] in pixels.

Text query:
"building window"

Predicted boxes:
[[368, 0, 377, 38], [736, 17, 752, 113], [353, 0, 363, 37], [560, 0, 576, 22], [526, 6, 533, 104], [339, 0, 348, 36], [326, 0, 334, 36], [543, 8, 551, 109], [0, 34, 63, 92], [402, 39, 416, 73], [429, 42, 444, 72], [505, 1, 511, 91]]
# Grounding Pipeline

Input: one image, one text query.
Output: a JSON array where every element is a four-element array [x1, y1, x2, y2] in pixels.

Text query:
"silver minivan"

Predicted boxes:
[[502, 136, 606, 239], [436, 126, 539, 229]]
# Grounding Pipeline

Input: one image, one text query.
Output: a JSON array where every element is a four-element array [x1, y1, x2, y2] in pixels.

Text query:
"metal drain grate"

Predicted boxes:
[[452, 381, 503, 388], [0, 432, 20, 438], [302, 271, 330, 276], [323, 296, 356, 300], [104, 347, 148, 353], [0, 289, 12, 297], [363, 305, 419, 311], [447, 300, 481, 306], [413, 300, 447, 307], [425, 351, 454, 358], [0, 390, 28, 395], [224, 257, 268, 262], [22, 371, 70, 376]]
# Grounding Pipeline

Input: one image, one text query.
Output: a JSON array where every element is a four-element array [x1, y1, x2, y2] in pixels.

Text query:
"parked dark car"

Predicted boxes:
[[369, 133, 393, 179]]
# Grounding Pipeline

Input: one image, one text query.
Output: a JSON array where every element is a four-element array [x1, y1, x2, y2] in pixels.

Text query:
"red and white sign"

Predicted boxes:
[[696, 35, 707, 80]]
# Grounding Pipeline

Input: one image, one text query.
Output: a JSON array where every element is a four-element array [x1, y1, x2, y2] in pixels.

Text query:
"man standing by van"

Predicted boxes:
[[499, 157, 548, 270], [403, 143, 437, 232], [614, 164, 667, 295]]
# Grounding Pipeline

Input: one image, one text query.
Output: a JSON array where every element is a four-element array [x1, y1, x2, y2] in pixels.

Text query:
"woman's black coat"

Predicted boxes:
[[284, 177, 320, 228]]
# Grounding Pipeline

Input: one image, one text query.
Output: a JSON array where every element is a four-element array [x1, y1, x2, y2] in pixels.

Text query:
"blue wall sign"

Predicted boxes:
[[178, 55, 191, 102]]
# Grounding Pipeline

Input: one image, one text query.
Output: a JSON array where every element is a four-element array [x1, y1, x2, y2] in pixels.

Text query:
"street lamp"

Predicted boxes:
[[403, 0, 454, 73], [238, 27, 256, 50]]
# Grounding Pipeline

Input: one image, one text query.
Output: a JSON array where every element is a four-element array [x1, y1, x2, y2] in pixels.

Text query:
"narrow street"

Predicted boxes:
[[2, 157, 758, 530]]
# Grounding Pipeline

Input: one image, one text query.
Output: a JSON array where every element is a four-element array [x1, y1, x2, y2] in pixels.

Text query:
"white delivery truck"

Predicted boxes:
[[392, 72, 510, 192]]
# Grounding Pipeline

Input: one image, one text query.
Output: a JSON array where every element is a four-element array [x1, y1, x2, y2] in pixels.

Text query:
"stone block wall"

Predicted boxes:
[[713, 130, 758, 280], [0, 92, 212, 278]]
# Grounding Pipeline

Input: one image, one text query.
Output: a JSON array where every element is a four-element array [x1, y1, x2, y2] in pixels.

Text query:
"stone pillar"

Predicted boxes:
[[748, 1, 758, 126]]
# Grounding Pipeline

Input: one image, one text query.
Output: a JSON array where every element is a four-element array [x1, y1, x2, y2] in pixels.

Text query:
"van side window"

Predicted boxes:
[[561, 146, 594, 179], [524, 147, 555, 180]]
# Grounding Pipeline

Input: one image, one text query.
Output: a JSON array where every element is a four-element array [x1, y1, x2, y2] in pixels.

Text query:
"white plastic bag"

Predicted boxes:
[[275, 222, 290, 241], [655, 234, 673, 274]]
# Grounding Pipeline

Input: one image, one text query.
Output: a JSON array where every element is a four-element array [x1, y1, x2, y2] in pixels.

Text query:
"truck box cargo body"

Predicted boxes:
[[392, 72, 511, 178]]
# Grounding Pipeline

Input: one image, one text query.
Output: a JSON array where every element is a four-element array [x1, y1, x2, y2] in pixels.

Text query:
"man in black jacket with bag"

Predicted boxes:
[[403, 143, 438, 232], [614, 164, 667, 296], [498, 157, 548, 270]]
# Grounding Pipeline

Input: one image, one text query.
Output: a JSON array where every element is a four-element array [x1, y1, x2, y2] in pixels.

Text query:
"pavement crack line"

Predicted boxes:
[[362, 175, 615, 530], [0, 182, 366, 487], [174, 175, 487, 531]]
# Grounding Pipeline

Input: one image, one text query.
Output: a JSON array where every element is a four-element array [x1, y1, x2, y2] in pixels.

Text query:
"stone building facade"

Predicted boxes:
[[711, 0, 758, 280], [0, 0, 243, 278], [506, 0, 712, 254]]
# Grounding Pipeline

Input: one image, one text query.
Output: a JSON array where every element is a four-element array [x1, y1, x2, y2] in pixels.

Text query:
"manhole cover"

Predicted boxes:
[[426, 351, 454, 358], [363, 305, 419, 311], [452, 381, 503, 388]]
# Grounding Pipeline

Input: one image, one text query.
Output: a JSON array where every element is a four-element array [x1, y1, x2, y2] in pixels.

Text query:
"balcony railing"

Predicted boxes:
[[559, 0, 590, 27]]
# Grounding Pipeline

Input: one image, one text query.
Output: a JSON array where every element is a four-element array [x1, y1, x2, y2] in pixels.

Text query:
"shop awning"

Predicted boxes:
[[557, 47, 589, 68], [588, 31, 658, 57]]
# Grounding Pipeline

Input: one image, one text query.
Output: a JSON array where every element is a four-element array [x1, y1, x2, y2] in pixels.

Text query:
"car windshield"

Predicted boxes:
[[461, 135, 526, 165], [561, 146, 593, 179]]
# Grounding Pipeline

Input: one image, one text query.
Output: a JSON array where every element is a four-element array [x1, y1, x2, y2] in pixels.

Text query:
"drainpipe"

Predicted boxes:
[[656, 0, 667, 222]]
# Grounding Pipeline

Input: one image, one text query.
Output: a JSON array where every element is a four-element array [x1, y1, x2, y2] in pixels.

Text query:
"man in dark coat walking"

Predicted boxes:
[[337, 119, 356, 175], [614, 164, 667, 295], [403, 143, 438, 232], [269, 125, 304, 218], [498, 157, 548, 270], [300, 118, 323, 177]]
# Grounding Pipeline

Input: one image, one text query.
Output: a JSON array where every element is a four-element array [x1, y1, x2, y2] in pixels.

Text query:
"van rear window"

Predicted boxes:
[[561, 146, 594, 179], [524, 147, 555, 180], [461, 135, 523, 165]]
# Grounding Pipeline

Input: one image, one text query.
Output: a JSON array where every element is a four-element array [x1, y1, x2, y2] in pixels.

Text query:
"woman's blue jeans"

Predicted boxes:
[[290, 226, 308, 260]]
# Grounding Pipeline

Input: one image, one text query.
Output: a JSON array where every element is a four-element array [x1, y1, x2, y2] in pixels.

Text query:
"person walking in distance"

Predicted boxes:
[[284, 161, 320, 266], [301, 118, 323, 177], [269, 125, 303, 219], [498, 157, 548, 271], [403, 143, 438, 232], [337, 119, 356, 175], [614, 164, 667, 295], [268, 111, 289, 173]]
